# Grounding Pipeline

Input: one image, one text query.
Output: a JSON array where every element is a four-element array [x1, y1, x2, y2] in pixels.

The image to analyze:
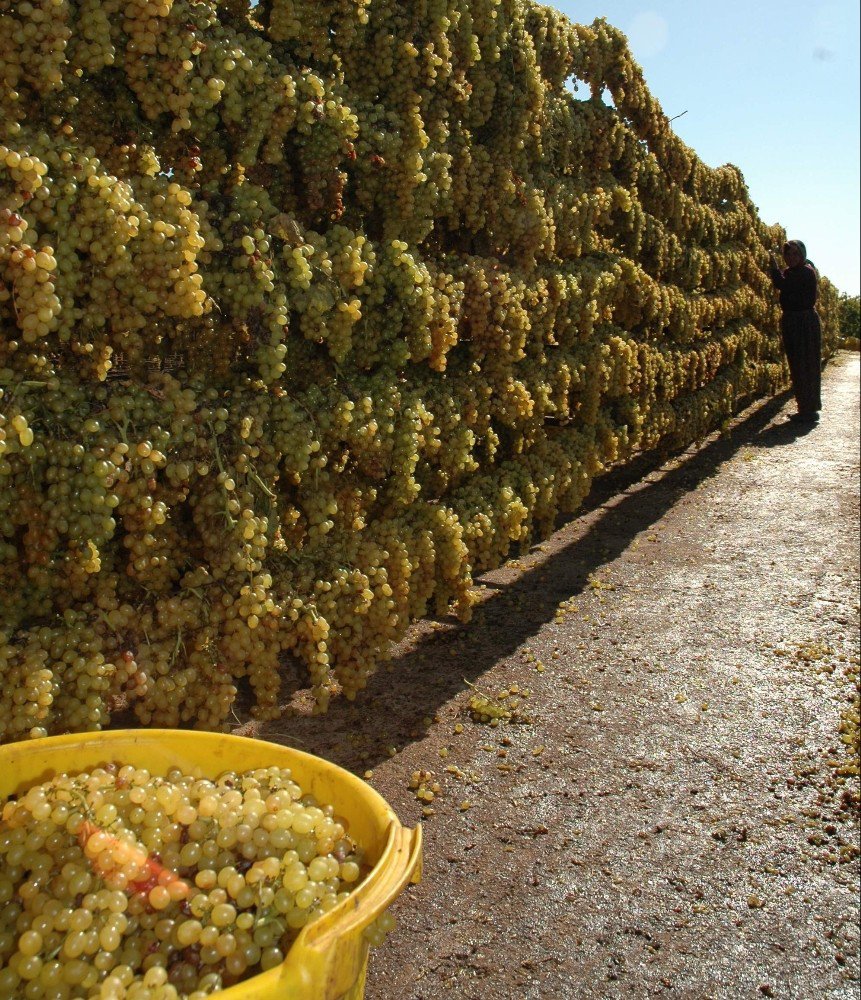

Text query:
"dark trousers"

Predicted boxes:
[[781, 309, 822, 416]]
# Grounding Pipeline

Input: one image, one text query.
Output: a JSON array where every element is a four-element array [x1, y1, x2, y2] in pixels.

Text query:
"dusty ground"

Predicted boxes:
[[249, 353, 860, 1000]]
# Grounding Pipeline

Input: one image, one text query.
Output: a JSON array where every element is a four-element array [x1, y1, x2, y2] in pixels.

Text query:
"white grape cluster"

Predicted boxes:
[[0, 0, 840, 738], [0, 762, 366, 997]]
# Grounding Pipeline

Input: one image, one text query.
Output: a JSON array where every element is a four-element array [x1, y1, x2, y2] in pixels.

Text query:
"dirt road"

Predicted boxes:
[[256, 352, 861, 1000]]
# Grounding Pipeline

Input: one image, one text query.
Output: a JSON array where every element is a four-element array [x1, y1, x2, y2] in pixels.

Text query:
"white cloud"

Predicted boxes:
[[626, 11, 669, 60]]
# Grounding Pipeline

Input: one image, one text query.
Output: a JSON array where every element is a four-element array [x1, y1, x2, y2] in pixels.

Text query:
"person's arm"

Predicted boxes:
[[769, 253, 785, 288]]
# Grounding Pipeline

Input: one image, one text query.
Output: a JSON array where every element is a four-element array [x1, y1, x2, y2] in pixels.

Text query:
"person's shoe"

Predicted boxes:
[[789, 412, 818, 425]]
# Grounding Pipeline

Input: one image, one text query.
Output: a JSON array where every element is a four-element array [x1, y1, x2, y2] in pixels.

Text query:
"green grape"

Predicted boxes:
[[0, 0, 840, 740], [0, 763, 369, 996]]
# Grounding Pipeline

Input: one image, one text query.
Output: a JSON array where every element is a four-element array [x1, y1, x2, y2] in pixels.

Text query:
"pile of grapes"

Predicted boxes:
[[0, 1, 840, 738], [0, 761, 370, 997]]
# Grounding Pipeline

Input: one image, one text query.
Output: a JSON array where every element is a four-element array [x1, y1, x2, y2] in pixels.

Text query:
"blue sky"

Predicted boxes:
[[552, 0, 861, 295]]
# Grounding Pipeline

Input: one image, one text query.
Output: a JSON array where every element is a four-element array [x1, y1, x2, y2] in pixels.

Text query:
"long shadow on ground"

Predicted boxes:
[[257, 390, 796, 768]]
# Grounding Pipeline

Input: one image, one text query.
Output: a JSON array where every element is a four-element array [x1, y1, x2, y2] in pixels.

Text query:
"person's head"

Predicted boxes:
[[782, 240, 807, 267]]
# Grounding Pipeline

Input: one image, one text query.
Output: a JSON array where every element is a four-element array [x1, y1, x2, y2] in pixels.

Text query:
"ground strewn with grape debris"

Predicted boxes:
[[0, 1, 844, 739], [245, 356, 860, 999]]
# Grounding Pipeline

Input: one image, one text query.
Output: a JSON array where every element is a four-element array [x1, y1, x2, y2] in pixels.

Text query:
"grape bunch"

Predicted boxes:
[[0, 762, 368, 998]]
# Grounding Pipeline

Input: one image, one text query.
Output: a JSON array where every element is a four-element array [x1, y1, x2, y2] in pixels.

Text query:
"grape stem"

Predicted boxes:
[[208, 422, 237, 527], [287, 393, 318, 427], [97, 610, 122, 636], [112, 415, 130, 444], [248, 465, 276, 500], [169, 628, 185, 667]]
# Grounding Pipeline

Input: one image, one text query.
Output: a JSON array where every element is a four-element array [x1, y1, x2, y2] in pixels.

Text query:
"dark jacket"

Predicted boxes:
[[769, 260, 817, 312]]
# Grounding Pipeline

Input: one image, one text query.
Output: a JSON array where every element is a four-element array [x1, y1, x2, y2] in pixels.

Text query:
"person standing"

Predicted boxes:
[[769, 239, 822, 425]]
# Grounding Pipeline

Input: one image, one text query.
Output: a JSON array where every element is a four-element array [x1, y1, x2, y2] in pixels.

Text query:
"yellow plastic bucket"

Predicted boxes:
[[0, 730, 422, 999]]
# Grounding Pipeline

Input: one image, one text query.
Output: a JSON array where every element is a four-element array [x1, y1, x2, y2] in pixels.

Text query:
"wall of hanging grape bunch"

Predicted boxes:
[[0, 0, 839, 740]]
